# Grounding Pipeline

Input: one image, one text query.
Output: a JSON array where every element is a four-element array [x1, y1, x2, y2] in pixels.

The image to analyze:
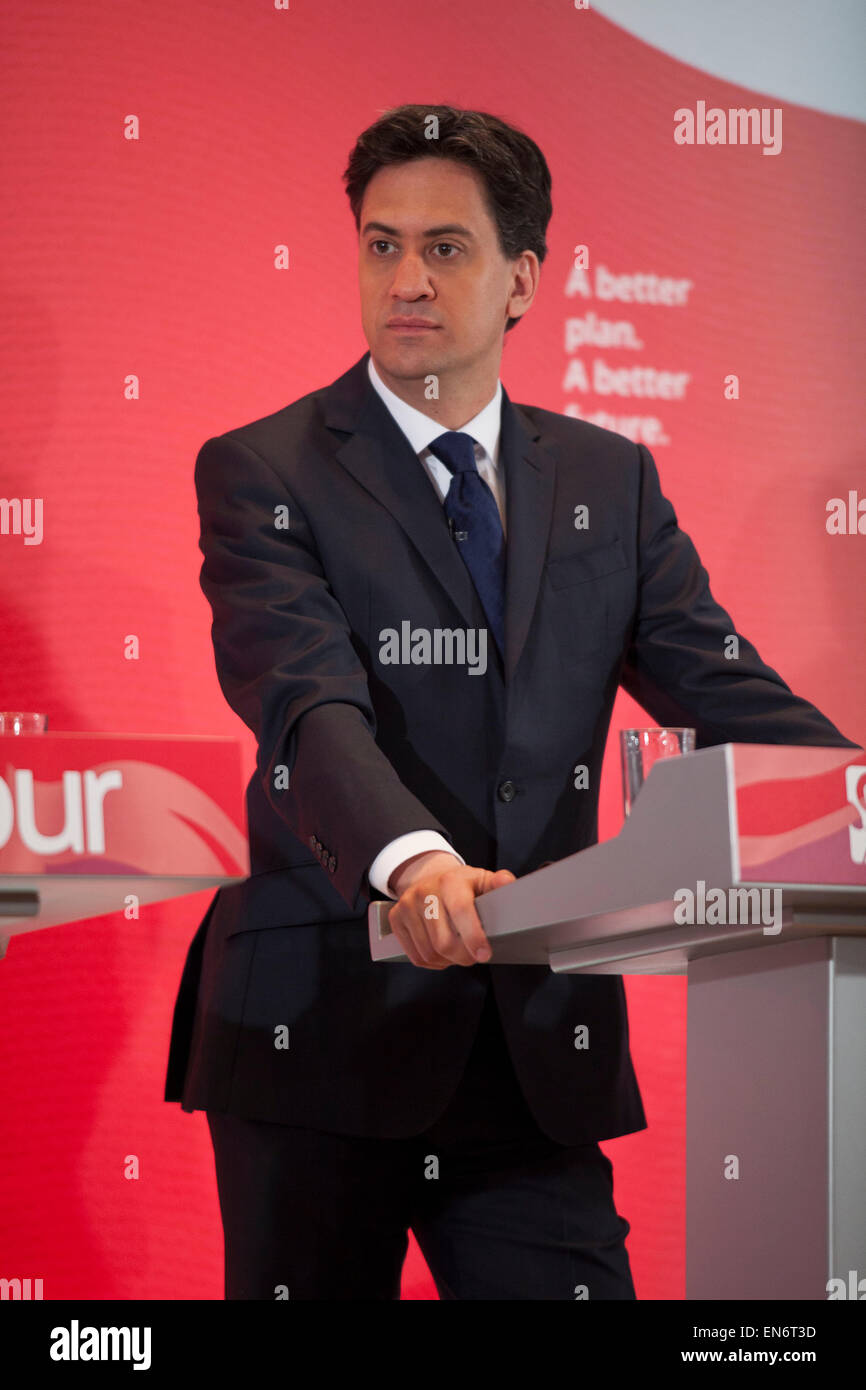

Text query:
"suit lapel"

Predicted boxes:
[[325, 352, 556, 685], [499, 384, 556, 684], [327, 354, 479, 636]]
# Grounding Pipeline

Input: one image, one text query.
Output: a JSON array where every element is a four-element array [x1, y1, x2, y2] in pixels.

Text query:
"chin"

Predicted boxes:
[[378, 341, 444, 374]]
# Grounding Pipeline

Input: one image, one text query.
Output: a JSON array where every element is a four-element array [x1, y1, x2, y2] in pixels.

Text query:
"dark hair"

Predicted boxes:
[[343, 104, 552, 332]]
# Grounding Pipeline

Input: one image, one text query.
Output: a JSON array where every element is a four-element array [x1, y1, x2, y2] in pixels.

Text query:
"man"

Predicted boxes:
[[164, 104, 857, 1300]]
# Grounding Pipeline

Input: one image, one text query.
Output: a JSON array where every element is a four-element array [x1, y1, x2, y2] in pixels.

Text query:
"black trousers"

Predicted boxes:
[[206, 986, 636, 1300]]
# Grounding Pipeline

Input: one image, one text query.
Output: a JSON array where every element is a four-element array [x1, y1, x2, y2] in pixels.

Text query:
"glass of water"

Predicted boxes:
[[0, 712, 49, 734], [620, 726, 695, 817]]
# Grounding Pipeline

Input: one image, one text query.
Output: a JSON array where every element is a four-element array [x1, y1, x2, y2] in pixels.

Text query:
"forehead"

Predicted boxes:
[[360, 157, 494, 231]]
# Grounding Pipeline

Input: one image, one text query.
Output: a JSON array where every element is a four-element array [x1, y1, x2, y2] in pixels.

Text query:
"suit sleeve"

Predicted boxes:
[[195, 432, 456, 913], [618, 443, 859, 749]]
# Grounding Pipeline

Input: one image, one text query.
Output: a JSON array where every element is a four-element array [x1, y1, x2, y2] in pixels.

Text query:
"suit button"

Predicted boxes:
[[328, 856, 336, 872], [309, 835, 317, 850], [497, 780, 516, 803]]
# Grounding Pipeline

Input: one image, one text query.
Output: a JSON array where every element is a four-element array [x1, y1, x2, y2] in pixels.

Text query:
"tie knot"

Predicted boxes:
[[428, 431, 478, 476]]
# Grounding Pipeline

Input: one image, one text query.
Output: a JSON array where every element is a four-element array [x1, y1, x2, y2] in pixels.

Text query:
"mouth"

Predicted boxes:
[[386, 321, 440, 333]]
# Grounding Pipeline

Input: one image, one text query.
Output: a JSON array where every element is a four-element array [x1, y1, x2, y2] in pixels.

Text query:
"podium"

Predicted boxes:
[[0, 732, 249, 957], [369, 743, 866, 1299]]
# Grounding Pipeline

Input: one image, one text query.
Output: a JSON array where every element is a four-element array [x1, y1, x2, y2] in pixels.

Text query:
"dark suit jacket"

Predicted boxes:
[[164, 350, 856, 1143]]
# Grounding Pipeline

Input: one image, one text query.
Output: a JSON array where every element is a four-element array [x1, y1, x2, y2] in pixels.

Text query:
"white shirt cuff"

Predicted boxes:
[[368, 831, 465, 899]]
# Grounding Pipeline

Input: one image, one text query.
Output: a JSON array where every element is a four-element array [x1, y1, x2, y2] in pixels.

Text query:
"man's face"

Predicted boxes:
[[357, 157, 533, 383]]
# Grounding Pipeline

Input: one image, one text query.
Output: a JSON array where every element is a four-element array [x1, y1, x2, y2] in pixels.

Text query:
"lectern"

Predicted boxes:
[[0, 732, 249, 957], [369, 743, 866, 1300]]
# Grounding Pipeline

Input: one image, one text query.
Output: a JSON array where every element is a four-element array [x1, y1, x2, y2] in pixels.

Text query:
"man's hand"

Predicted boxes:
[[386, 851, 516, 969]]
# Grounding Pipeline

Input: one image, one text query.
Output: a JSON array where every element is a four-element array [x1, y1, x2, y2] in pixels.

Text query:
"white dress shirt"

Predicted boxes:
[[364, 353, 505, 898]]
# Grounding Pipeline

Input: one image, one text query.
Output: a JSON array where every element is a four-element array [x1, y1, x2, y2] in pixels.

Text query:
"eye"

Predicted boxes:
[[367, 239, 460, 259]]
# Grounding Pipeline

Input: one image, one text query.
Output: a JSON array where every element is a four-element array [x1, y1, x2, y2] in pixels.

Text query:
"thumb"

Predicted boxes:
[[488, 868, 516, 888]]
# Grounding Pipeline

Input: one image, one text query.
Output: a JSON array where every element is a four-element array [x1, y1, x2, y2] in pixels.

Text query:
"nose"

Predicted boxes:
[[389, 253, 434, 302]]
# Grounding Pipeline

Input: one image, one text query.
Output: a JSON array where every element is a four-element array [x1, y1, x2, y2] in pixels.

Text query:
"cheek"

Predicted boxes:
[[457, 283, 497, 326], [474, 273, 508, 316], [358, 266, 381, 298]]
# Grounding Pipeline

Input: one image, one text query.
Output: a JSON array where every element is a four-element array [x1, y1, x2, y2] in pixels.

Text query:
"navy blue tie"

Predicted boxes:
[[427, 431, 505, 659]]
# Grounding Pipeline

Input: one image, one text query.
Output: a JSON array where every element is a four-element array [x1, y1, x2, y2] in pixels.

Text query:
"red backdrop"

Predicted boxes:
[[1, 0, 863, 1300]]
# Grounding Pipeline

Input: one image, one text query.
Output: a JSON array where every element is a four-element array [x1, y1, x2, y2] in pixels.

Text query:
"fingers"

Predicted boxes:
[[388, 887, 476, 968], [388, 865, 512, 970], [386, 910, 452, 969]]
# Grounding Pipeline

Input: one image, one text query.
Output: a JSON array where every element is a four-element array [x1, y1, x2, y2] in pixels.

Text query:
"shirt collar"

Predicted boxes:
[[367, 353, 502, 465]]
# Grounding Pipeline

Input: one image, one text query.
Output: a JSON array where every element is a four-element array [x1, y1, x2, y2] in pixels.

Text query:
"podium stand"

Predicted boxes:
[[369, 743, 866, 1299], [0, 732, 249, 957]]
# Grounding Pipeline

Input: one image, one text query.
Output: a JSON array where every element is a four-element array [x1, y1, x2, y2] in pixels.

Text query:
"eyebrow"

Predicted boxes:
[[361, 221, 476, 240]]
